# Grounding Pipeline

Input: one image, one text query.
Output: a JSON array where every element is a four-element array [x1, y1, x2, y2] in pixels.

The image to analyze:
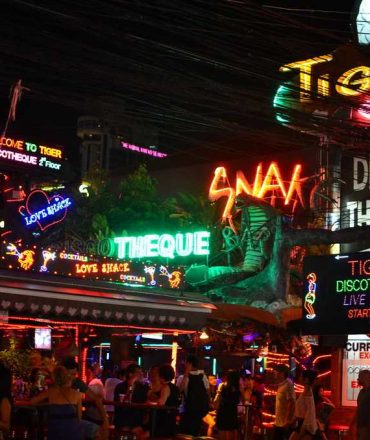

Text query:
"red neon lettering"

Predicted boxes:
[[257, 162, 287, 202]]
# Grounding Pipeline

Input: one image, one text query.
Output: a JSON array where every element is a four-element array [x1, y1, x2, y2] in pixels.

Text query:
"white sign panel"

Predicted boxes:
[[342, 334, 370, 406]]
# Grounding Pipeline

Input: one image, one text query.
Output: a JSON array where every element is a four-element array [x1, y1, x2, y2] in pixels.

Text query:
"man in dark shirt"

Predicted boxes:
[[113, 364, 148, 432], [356, 369, 370, 440]]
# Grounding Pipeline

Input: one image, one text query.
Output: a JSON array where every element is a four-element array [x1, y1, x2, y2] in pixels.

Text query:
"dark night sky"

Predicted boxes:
[[0, 0, 363, 168]]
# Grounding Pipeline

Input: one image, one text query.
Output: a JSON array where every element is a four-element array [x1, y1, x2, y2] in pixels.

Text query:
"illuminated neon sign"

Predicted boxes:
[[279, 55, 370, 101], [114, 231, 210, 259], [1, 241, 184, 289], [19, 190, 72, 232], [209, 162, 304, 220], [0, 136, 63, 171], [303, 252, 370, 334], [121, 142, 167, 158]]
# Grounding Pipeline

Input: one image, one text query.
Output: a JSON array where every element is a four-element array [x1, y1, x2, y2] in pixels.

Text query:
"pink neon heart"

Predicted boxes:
[[24, 190, 69, 232]]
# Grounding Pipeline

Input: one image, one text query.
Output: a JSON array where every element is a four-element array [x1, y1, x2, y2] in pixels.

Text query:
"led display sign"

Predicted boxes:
[[1, 241, 185, 290], [209, 162, 304, 220], [302, 252, 370, 335], [113, 231, 210, 259], [121, 142, 167, 158], [0, 137, 63, 172]]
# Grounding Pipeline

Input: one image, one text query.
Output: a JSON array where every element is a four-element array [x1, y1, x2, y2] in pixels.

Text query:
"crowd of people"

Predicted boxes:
[[0, 354, 369, 440]]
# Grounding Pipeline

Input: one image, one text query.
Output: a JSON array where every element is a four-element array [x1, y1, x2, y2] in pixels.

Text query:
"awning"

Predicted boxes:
[[0, 270, 215, 331], [210, 303, 301, 327]]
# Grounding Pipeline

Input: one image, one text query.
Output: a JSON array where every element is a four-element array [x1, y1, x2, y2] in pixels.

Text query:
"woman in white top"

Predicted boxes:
[[289, 370, 318, 440]]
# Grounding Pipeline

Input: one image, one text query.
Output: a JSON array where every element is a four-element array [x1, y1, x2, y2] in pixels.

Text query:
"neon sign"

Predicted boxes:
[[303, 252, 370, 334], [0, 137, 63, 171], [121, 142, 167, 158], [113, 231, 210, 259], [209, 162, 304, 220], [19, 190, 72, 232], [1, 241, 184, 290]]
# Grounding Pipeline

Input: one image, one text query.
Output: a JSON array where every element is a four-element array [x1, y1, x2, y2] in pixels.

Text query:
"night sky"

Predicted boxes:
[[0, 0, 362, 168]]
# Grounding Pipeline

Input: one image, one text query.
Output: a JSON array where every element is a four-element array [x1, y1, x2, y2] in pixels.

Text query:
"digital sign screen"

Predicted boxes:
[[0, 241, 185, 290], [302, 252, 370, 335], [35, 328, 52, 350]]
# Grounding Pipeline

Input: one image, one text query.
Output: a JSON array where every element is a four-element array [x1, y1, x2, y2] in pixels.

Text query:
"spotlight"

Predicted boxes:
[[200, 330, 209, 340]]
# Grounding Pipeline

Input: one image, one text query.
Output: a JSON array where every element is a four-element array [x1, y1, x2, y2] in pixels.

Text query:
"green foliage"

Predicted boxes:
[[0, 337, 31, 378], [66, 164, 218, 240]]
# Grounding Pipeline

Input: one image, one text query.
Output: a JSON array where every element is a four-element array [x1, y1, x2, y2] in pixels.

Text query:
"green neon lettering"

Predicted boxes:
[[194, 231, 211, 255], [353, 279, 360, 291], [114, 232, 210, 259], [336, 280, 344, 292], [176, 233, 193, 257], [145, 234, 159, 257], [158, 234, 175, 258]]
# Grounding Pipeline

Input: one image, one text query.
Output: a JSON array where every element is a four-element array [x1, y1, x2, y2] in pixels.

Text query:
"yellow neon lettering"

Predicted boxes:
[[209, 167, 235, 220], [318, 74, 330, 97], [252, 163, 263, 197], [336, 66, 370, 96], [280, 55, 333, 100]]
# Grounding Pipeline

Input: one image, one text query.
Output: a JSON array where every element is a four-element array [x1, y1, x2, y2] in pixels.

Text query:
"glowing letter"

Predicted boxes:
[[209, 167, 235, 220], [145, 234, 159, 257], [235, 170, 252, 197], [158, 234, 175, 258], [285, 164, 304, 206], [257, 162, 287, 203], [114, 237, 132, 259], [280, 55, 333, 100], [336, 66, 370, 96], [194, 231, 210, 255], [176, 233, 193, 257]]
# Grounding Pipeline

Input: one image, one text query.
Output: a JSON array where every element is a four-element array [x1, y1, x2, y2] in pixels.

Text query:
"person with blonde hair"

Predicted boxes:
[[30, 365, 83, 440]]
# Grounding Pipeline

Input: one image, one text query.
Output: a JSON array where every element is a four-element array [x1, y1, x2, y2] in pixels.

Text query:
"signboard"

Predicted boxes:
[[302, 252, 370, 334], [342, 334, 370, 407], [121, 142, 167, 158], [113, 231, 210, 259], [209, 162, 305, 221], [340, 154, 370, 252], [0, 241, 185, 290], [0, 137, 63, 172]]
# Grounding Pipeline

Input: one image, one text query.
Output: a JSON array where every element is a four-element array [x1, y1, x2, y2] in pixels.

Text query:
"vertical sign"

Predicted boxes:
[[342, 334, 370, 406], [341, 154, 370, 252]]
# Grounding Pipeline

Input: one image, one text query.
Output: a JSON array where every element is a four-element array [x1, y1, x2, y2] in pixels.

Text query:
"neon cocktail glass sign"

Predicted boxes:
[[121, 142, 167, 158], [209, 162, 304, 220], [0, 136, 63, 171], [114, 231, 210, 259]]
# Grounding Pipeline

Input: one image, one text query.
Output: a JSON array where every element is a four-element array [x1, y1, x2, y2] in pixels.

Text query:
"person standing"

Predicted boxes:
[[272, 364, 295, 440], [215, 370, 242, 440], [0, 364, 12, 440], [84, 364, 105, 427], [178, 355, 210, 436], [355, 369, 370, 440], [288, 370, 317, 440]]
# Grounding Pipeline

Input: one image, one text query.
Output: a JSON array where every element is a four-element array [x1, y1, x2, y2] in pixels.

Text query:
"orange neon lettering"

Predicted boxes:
[[257, 162, 287, 200], [209, 167, 235, 220], [284, 164, 303, 206], [235, 170, 252, 197], [252, 163, 263, 197]]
